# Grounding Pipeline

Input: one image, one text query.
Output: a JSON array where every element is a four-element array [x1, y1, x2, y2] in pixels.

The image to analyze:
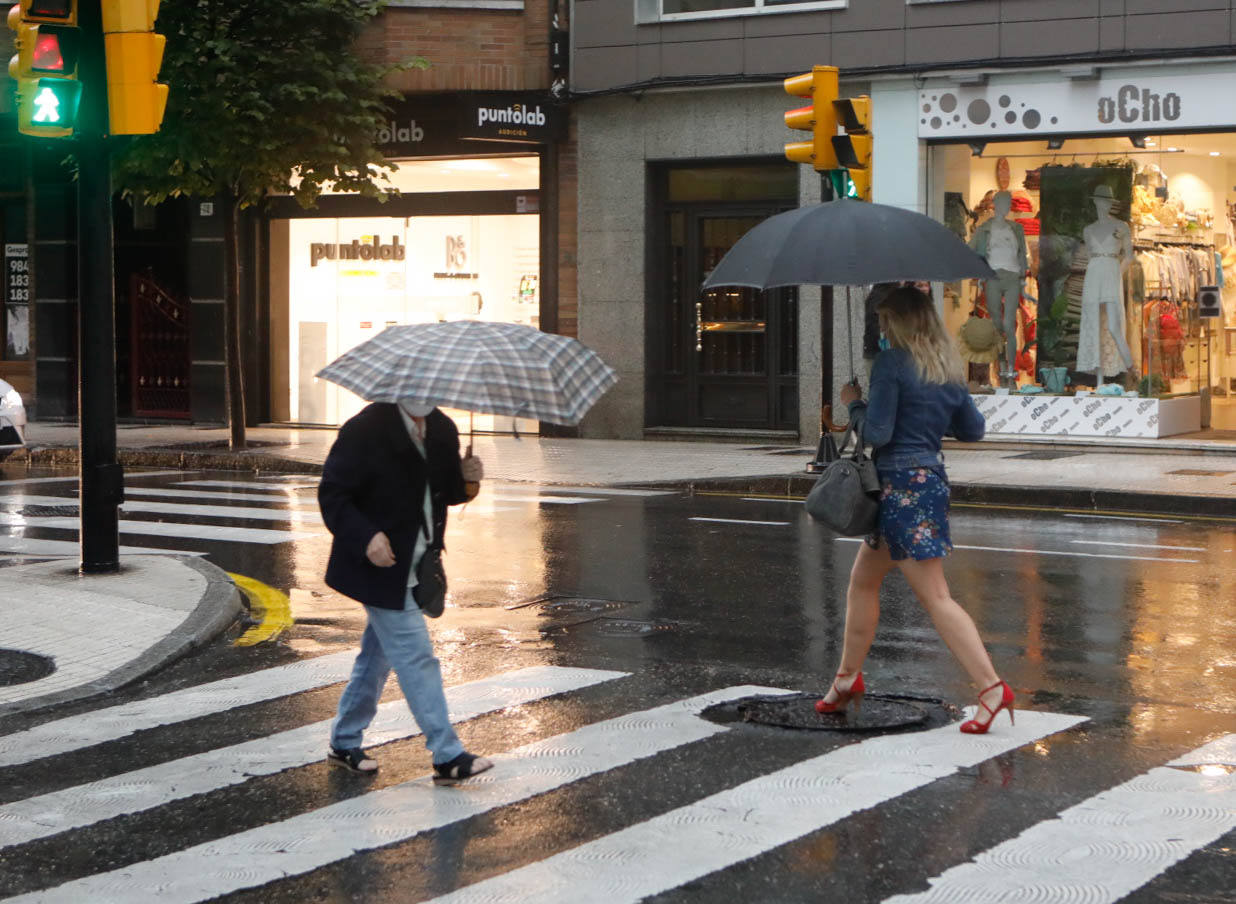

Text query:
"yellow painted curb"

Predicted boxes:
[[229, 573, 294, 646]]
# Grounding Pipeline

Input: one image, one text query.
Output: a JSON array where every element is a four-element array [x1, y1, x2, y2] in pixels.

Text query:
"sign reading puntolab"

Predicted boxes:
[[918, 62, 1236, 139]]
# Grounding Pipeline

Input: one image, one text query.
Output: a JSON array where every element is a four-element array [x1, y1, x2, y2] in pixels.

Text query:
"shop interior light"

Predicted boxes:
[[1211, 151, 1222, 157], [1167, 146, 1180, 152], [1129, 135, 1147, 149], [967, 141, 986, 157], [1047, 137, 1065, 150]]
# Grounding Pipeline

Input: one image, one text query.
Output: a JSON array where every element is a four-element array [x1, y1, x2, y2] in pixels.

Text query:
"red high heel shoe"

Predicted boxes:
[[815, 671, 865, 714], [960, 680, 1015, 734]]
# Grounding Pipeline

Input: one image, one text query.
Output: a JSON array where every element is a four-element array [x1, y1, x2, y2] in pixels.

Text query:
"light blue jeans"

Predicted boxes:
[[329, 595, 464, 765]]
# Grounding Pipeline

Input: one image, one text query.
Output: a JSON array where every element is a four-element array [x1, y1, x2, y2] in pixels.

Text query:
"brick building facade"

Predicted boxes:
[[0, 0, 576, 430]]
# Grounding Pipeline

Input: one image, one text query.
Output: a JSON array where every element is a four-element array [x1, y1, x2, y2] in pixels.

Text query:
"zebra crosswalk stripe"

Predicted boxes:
[[0, 652, 359, 768], [0, 537, 203, 558], [0, 666, 627, 849], [0, 494, 324, 524], [421, 710, 1089, 904], [1, 685, 788, 904], [177, 480, 319, 491], [881, 733, 1236, 904], [478, 493, 603, 505], [23, 516, 316, 544], [122, 487, 319, 506]]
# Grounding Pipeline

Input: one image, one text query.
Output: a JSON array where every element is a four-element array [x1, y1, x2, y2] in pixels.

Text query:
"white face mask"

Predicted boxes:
[[399, 401, 435, 417]]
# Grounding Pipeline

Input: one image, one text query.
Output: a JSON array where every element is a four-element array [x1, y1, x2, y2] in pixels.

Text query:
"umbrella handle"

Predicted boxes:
[[822, 403, 848, 433]]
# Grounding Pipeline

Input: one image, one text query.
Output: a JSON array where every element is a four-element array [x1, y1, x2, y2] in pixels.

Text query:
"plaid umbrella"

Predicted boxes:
[[315, 320, 618, 426]]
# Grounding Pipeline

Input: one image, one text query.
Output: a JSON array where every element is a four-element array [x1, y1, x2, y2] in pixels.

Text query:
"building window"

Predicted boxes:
[[385, 1, 524, 9], [638, 0, 846, 23]]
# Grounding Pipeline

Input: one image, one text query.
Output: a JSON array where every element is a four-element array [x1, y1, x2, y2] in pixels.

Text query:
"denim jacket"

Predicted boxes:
[[848, 348, 985, 475]]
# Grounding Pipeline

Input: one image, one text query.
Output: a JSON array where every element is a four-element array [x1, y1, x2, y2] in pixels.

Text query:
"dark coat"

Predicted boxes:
[[318, 403, 469, 610]]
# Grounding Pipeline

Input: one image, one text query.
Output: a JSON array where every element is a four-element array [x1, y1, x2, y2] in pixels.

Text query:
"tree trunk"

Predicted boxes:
[[222, 189, 247, 450]]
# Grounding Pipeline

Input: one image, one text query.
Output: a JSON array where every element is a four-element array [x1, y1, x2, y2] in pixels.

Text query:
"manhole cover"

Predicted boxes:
[[589, 617, 677, 637], [701, 693, 949, 732], [537, 598, 629, 617], [1005, 451, 1086, 461], [541, 616, 679, 638], [1167, 468, 1234, 477], [0, 648, 56, 687]]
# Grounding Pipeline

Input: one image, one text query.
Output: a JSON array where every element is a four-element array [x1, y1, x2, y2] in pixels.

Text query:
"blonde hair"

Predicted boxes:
[[876, 286, 966, 385]]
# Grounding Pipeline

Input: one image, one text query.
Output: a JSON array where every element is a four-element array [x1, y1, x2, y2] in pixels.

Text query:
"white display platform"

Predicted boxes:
[[972, 393, 1201, 439]]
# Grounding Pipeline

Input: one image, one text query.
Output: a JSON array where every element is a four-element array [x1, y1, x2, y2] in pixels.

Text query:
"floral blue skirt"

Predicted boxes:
[[864, 467, 953, 561]]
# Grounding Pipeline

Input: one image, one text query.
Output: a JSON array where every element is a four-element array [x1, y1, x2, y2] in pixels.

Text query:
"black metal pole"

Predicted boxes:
[[819, 170, 835, 202], [77, 0, 122, 573]]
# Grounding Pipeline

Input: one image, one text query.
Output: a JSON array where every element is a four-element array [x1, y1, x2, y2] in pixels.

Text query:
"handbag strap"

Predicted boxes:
[[836, 412, 871, 463]]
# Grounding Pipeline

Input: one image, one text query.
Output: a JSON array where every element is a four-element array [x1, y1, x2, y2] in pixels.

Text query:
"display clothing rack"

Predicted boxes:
[[1132, 237, 1217, 389]]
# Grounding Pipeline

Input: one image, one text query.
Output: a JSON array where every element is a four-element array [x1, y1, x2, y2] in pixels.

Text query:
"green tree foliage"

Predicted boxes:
[[112, 0, 425, 447], [114, 0, 423, 208]]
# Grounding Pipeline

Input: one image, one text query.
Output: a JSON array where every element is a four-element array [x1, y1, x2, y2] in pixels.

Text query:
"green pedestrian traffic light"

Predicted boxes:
[[24, 78, 82, 129], [7, 0, 81, 138]]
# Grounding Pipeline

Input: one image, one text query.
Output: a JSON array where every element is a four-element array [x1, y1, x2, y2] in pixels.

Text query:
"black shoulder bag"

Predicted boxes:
[[804, 418, 881, 536], [413, 519, 446, 618]]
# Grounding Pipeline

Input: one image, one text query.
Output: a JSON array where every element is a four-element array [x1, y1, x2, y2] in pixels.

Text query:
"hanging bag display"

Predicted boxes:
[[804, 418, 881, 536]]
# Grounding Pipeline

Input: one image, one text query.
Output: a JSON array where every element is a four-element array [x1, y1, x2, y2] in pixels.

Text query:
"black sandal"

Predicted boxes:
[[327, 746, 378, 773], [432, 751, 493, 784]]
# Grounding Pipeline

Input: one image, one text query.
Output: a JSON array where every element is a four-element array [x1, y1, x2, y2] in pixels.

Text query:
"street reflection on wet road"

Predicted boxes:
[[2, 464, 1234, 904], [1, 464, 1233, 712]]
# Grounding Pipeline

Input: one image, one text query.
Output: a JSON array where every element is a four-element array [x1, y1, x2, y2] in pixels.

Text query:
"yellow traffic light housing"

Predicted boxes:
[[832, 95, 872, 200], [8, 0, 81, 138], [783, 66, 839, 171], [102, 0, 168, 134]]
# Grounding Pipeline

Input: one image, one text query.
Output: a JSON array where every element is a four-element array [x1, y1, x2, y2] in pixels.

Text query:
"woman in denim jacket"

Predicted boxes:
[[816, 286, 1014, 734]]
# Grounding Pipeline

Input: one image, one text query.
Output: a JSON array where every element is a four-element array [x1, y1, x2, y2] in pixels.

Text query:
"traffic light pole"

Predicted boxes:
[[76, 0, 122, 573], [820, 172, 834, 202]]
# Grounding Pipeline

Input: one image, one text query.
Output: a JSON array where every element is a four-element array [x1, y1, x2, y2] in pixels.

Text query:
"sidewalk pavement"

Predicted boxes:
[[14, 420, 1236, 516], [2, 421, 1234, 718], [0, 556, 240, 718]]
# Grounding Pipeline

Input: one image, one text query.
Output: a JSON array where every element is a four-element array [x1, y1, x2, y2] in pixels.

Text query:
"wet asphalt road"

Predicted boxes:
[[0, 465, 1234, 903]]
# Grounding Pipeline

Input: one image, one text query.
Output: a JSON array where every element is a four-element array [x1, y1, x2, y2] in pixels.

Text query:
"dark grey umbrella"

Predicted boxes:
[[701, 198, 996, 289]]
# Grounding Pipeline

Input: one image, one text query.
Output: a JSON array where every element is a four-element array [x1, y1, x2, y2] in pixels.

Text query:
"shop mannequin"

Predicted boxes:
[[969, 191, 1028, 386], [1076, 185, 1135, 386]]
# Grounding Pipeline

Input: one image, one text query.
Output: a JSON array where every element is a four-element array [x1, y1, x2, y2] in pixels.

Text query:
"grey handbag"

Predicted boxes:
[[804, 420, 881, 536]]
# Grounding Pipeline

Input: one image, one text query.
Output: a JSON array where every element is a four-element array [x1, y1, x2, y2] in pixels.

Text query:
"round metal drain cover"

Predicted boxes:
[[538, 598, 628, 616], [0, 648, 56, 687], [588, 617, 677, 637], [701, 693, 945, 732]]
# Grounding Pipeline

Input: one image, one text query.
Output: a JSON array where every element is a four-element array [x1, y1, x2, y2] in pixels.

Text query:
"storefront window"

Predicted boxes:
[[929, 135, 1235, 435], [308, 156, 540, 195], [270, 157, 541, 429]]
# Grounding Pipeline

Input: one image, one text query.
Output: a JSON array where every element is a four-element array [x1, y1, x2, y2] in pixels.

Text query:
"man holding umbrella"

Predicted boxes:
[[319, 399, 492, 783], [313, 319, 618, 780]]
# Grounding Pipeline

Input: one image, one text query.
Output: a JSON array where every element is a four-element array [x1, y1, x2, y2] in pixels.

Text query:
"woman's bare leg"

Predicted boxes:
[[896, 557, 1002, 708], [822, 540, 894, 704]]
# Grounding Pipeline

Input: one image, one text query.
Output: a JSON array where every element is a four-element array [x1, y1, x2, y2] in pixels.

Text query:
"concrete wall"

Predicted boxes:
[[573, 1, 1236, 94], [575, 84, 827, 440]]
